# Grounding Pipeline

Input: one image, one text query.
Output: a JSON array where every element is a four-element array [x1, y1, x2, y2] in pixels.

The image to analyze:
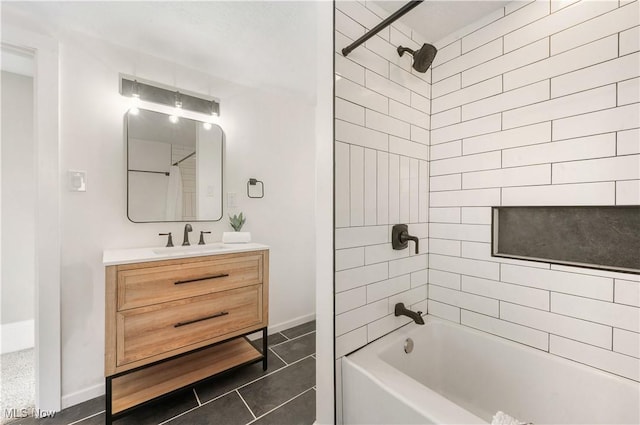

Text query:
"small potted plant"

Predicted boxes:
[[222, 212, 251, 243]]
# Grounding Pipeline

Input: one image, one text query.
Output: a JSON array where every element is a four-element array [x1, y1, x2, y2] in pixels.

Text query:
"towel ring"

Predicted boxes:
[[247, 178, 264, 199]]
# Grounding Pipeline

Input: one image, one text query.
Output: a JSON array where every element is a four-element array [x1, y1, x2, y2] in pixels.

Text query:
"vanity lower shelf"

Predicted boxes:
[[109, 335, 263, 416]]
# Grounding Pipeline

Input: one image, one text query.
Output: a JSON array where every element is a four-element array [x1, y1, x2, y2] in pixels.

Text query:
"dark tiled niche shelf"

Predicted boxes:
[[492, 206, 640, 274]]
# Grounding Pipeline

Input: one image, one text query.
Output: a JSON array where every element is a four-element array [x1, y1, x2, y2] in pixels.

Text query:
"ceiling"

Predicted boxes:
[[3, 1, 319, 97], [372, 0, 511, 43], [3, 1, 510, 97]]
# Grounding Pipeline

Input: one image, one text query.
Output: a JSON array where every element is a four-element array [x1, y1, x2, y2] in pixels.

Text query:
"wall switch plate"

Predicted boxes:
[[227, 192, 237, 208], [68, 170, 86, 192]]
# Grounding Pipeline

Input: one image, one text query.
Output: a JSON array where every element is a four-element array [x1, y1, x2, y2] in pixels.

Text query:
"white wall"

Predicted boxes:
[[333, 1, 432, 420], [428, 0, 640, 382], [1, 71, 35, 327], [2, 12, 317, 406]]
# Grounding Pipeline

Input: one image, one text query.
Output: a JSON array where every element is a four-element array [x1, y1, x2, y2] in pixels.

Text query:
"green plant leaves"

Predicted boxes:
[[229, 212, 246, 231]]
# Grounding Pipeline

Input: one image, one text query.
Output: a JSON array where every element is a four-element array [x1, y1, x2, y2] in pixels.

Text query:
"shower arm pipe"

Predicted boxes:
[[341, 0, 424, 57], [172, 151, 196, 166]]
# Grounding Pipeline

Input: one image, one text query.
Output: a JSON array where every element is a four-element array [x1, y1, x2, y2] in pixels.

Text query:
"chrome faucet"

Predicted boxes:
[[182, 223, 193, 246], [394, 303, 425, 325]]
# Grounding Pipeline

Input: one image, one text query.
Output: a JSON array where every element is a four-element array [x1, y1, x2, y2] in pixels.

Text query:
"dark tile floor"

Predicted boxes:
[[7, 322, 316, 425]]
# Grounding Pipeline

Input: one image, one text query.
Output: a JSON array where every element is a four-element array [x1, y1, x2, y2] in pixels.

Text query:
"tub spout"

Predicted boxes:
[[394, 303, 425, 325]]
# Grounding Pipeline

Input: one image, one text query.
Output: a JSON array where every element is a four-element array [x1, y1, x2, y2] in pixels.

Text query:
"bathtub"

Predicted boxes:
[[342, 316, 639, 424]]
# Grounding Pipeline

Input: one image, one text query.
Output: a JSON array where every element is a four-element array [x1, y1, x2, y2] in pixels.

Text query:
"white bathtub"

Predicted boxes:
[[342, 316, 639, 424]]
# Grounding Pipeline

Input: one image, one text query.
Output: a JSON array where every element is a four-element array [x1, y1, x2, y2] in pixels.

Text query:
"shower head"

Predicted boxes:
[[397, 43, 438, 73]]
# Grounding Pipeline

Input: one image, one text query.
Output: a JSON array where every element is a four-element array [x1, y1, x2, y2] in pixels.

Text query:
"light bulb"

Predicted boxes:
[[174, 91, 183, 111], [169, 115, 179, 124], [203, 122, 212, 130], [129, 92, 140, 115]]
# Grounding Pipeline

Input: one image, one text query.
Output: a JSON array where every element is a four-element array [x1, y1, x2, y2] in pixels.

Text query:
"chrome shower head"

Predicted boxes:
[[397, 43, 438, 73]]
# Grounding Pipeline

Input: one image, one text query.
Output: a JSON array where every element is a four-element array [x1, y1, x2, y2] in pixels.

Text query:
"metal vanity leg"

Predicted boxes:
[[262, 327, 268, 371], [105, 377, 113, 425]]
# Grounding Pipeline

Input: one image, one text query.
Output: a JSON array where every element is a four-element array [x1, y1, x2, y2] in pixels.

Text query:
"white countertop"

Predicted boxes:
[[103, 242, 270, 266]]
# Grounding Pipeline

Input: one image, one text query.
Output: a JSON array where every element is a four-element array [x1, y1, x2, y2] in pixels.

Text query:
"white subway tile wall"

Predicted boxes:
[[336, 0, 640, 390], [335, 0, 430, 366], [433, 0, 639, 383]]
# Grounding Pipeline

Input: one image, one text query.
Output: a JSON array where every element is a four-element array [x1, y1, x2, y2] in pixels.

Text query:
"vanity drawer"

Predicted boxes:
[[117, 254, 263, 310], [116, 284, 262, 366]]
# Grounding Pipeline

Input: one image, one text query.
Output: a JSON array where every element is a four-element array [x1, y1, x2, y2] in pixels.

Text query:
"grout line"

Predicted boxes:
[[269, 330, 316, 349], [268, 347, 288, 366], [432, 150, 636, 177], [611, 325, 615, 351], [67, 410, 105, 425], [431, 81, 624, 135], [349, 144, 352, 227], [278, 331, 290, 341], [153, 328, 315, 425], [193, 388, 202, 406], [429, 178, 626, 193], [185, 352, 316, 419], [236, 389, 257, 420], [245, 387, 316, 425], [455, 306, 617, 354], [158, 400, 200, 425]]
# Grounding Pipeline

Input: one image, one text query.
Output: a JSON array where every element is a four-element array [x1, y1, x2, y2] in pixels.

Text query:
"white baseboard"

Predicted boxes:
[[61, 382, 105, 410], [247, 313, 317, 340], [1, 319, 34, 354], [268, 313, 316, 335], [61, 313, 316, 408]]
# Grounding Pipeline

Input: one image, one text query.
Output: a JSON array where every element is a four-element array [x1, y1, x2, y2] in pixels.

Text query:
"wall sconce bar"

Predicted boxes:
[[120, 76, 220, 116]]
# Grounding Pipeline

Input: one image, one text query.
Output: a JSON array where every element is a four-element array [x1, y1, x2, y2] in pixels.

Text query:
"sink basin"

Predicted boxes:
[[152, 243, 226, 255]]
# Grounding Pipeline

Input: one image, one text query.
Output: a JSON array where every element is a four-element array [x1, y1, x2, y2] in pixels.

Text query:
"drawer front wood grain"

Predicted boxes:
[[117, 255, 262, 310], [116, 285, 262, 366]]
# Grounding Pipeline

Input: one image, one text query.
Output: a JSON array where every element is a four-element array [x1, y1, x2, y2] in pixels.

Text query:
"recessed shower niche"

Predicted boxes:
[[492, 206, 640, 274]]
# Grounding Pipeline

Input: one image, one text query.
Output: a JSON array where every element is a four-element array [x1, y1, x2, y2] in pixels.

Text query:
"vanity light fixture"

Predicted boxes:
[[129, 103, 140, 116], [119, 75, 221, 118], [129, 80, 141, 115], [170, 91, 183, 123]]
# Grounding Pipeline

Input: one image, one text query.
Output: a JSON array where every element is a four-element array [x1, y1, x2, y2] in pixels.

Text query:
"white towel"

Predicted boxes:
[[165, 165, 183, 220], [492, 411, 525, 425]]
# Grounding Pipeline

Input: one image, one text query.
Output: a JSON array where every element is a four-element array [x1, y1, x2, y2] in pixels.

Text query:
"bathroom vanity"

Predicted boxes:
[[103, 243, 269, 424]]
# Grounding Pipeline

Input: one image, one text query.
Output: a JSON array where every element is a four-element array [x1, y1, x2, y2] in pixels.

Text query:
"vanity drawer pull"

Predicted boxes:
[[174, 311, 229, 328], [174, 273, 229, 285]]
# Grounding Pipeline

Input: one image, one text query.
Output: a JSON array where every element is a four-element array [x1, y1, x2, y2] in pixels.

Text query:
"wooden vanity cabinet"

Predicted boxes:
[[104, 249, 269, 424]]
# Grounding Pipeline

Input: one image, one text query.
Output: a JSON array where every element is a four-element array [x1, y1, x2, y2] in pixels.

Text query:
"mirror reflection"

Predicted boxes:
[[127, 108, 223, 222]]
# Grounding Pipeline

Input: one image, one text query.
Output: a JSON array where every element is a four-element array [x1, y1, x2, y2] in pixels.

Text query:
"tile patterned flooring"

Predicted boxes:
[[6, 322, 316, 425]]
